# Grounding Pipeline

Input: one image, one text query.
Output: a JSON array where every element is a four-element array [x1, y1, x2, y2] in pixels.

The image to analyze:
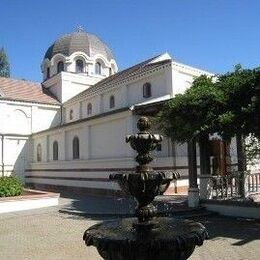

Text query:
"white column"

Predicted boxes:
[[88, 126, 91, 159], [122, 85, 128, 107], [79, 101, 83, 119], [98, 94, 104, 114], [46, 135, 50, 162], [61, 131, 66, 161], [31, 106, 38, 134]]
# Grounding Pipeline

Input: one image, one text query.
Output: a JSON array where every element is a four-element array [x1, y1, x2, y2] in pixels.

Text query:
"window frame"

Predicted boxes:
[[36, 144, 42, 162], [72, 136, 80, 159], [95, 62, 102, 75], [143, 82, 152, 98], [75, 59, 84, 73], [87, 103, 92, 115], [109, 95, 115, 109], [53, 141, 59, 161], [57, 61, 64, 73], [69, 109, 73, 120]]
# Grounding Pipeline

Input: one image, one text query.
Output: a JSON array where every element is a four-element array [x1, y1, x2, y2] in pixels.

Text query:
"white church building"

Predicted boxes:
[[1, 29, 238, 196]]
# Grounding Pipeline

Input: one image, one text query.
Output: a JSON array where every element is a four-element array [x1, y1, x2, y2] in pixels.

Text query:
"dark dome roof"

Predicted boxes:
[[44, 31, 114, 61]]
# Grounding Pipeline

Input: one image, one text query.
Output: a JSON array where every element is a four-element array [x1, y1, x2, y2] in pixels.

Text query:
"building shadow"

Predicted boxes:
[[189, 215, 260, 246], [57, 193, 260, 245]]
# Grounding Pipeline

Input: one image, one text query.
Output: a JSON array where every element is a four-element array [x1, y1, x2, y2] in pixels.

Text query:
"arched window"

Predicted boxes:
[[109, 95, 115, 108], [76, 59, 84, 73], [73, 136, 80, 159], [109, 68, 112, 76], [46, 67, 50, 79], [57, 61, 64, 73], [37, 144, 42, 162], [95, 62, 101, 75], [69, 109, 73, 120], [87, 103, 92, 115], [143, 82, 152, 98], [53, 141, 58, 161]]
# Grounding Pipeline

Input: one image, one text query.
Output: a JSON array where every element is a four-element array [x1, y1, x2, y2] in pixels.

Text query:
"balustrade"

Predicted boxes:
[[247, 172, 260, 194], [206, 171, 260, 199]]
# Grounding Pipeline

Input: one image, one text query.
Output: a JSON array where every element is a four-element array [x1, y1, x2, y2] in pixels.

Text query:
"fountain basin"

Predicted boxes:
[[83, 217, 208, 260]]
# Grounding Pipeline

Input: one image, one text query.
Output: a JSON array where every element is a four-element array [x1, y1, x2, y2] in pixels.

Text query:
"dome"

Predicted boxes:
[[44, 31, 114, 61]]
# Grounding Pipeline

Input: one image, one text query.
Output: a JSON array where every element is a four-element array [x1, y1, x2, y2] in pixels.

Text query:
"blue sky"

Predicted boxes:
[[0, 0, 259, 82]]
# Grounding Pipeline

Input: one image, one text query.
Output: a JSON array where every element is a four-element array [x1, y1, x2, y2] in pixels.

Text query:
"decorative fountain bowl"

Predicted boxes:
[[83, 117, 208, 260]]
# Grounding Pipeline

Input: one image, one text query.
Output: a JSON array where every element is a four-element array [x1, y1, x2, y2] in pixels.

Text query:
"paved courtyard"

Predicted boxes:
[[0, 195, 259, 260]]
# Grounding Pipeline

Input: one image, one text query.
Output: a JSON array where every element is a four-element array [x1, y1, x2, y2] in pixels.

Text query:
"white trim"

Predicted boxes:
[[172, 61, 214, 76], [0, 99, 60, 108]]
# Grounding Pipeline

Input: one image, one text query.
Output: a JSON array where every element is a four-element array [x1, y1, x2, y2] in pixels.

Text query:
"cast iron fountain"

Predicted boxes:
[[83, 117, 208, 260]]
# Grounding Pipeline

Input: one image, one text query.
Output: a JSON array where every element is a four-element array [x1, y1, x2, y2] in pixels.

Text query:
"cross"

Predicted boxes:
[[76, 25, 84, 32]]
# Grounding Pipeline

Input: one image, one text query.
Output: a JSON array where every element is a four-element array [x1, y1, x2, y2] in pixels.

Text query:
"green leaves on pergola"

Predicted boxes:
[[157, 66, 260, 142]]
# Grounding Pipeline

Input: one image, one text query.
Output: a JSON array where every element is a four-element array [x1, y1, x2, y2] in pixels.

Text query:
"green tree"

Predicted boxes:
[[0, 47, 10, 77], [157, 66, 260, 192], [157, 75, 224, 142], [157, 66, 259, 144], [216, 65, 260, 139], [156, 75, 224, 181]]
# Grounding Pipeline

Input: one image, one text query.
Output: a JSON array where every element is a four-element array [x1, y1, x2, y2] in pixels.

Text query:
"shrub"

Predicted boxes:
[[0, 176, 23, 197]]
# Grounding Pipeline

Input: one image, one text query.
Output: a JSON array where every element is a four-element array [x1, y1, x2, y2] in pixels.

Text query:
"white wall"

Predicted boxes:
[[171, 62, 213, 96], [102, 87, 125, 112], [65, 102, 81, 122], [1, 136, 29, 181], [32, 106, 60, 132], [48, 133, 63, 162], [127, 70, 170, 106], [1, 103, 31, 135], [32, 111, 132, 162], [65, 127, 88, 160], [63, 66, 173, 123], [0, 99, 60, 181], [172, 69, 194, 96], [89, 118, 128, 159], [0, 100, 60, 135], [81, 96, 100, 118]]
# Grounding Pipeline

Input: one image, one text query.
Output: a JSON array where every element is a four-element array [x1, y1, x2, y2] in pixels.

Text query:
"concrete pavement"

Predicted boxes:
[[0, 195, 259, 260]]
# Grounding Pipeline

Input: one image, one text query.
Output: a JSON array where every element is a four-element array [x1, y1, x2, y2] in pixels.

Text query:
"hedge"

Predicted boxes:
[[0, 176, 23, 197]]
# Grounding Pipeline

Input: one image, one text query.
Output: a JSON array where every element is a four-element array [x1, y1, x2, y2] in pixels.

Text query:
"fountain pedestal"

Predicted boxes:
[[83, 117, 208, 260]]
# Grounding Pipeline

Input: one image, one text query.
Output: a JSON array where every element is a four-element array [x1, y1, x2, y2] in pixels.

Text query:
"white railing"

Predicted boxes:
[[247, 172, 260, 194], [207, 171, 260, 199]]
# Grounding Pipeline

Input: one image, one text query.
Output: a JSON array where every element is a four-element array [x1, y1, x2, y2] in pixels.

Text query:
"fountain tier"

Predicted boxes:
[[83, 117, 208, 259], [84, 217, 208, 260]]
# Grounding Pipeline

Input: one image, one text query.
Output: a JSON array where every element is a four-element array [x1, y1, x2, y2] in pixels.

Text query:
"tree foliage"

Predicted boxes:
[[245, 135, 260, 165], [156, 75, 224, 142], [157, 66, 260, 143], [0, 47, 10, 77], [216, 65, 260, 139]]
